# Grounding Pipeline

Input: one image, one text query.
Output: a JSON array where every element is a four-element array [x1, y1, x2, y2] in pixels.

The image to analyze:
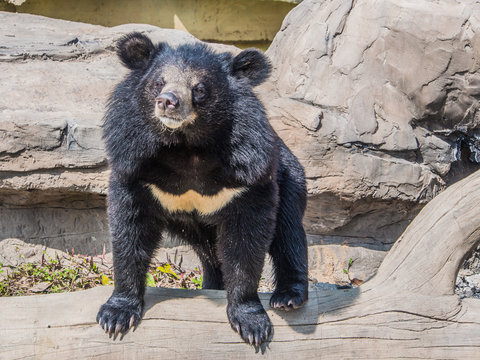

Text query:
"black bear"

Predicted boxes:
[[96, 32, 308, 346]]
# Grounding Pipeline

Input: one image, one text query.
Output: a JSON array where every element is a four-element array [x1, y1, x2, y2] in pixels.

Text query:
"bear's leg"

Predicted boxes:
[[193, 227, 224, 289], [217, 188, 277, 346], [199, 258, 224, 290], [197, 236, 224, 290], [269, 168, 309, 311], [173, 223, 224, 289], [97, 180, 163, 335]]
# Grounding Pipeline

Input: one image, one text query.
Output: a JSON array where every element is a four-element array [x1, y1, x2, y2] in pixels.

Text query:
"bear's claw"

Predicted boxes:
[[96, 295, 143, 337], [270, 283, 308, 311], [227, 302, 273, 346]]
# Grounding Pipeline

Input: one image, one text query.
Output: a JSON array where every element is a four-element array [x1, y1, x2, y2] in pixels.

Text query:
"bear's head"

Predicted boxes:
[[116, 32, 271, 133]]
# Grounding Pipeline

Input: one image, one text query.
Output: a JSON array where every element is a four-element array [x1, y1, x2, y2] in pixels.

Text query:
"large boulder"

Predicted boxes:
[[0, 12, 198, 253], [263, 0, 480, 252]]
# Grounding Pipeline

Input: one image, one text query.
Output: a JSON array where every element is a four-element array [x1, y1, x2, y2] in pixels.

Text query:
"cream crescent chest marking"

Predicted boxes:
[[147, 184, 246, 215]]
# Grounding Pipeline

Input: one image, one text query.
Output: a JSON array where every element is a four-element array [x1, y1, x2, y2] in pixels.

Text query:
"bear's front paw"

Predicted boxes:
[[96, 295, 143, 336], [227, 301, 272, 346], [270, 282, 308, 311]]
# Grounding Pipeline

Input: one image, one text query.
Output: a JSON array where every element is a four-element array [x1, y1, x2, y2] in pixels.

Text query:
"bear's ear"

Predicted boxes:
[[116, 32, 156, 70], [231, 49, 271, 86]]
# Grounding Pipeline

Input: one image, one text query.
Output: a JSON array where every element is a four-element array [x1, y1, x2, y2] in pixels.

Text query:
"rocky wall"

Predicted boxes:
[[263, 0, 480, 250], [2, 1, 480, 282]]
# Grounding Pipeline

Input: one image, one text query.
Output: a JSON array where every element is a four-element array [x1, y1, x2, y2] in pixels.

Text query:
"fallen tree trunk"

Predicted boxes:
[[2, 170, 480, 359]]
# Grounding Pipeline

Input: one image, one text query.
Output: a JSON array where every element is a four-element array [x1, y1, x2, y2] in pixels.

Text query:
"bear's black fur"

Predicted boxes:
[[96, 32, 308, 346]]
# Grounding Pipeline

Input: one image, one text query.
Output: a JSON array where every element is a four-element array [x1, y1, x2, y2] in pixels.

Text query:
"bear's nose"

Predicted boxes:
[[156, 92, 179, 110]]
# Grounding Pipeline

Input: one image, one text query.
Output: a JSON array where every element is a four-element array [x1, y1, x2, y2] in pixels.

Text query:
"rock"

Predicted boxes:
[[30, 281, 51, 293], [3, 4, 480, 283], [456, 243, 480, 299], [0, 238, 60, 267], [307, 235, 387, 285], [262, 0, 480, 245], [465, 274, 480, 287], [0, 12, 200, 253]]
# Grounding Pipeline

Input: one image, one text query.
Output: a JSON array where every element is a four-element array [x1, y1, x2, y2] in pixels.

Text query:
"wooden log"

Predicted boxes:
[[2, 170, 480, 359]]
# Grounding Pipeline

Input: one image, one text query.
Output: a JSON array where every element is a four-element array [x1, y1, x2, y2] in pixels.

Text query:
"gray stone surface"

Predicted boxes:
[[0, 12, 198, 253], [262, 0, 480, 245]]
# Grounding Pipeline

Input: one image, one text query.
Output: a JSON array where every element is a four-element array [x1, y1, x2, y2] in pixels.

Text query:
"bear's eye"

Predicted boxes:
[[155, 79, 165, 89], [192, 83, 207, 102], [152, 78, 165, 97]]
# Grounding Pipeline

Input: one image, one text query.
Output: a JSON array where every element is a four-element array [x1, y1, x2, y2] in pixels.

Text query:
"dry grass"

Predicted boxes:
[[0, 249, 202, 296]]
